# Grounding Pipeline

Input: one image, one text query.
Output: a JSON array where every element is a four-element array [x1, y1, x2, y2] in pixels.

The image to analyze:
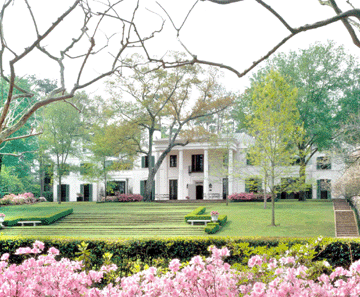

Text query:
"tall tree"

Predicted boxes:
[[40, 100, 82, 203], [108, 60, 234, 201], [235, 41, 360, 200], [246, 70, 300, 226], [80, 96, 139, 200]]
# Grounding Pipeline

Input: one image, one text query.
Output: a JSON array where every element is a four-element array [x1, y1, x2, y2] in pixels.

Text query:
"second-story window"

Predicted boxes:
[[192, 154, 204, 172], [141, 156, 154, 168], [316, 156, 331, 170], [170, 155, 177, 167]]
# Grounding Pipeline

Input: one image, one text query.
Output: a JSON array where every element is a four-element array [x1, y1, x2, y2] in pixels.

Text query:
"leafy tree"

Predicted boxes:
[[39, 100, 82, 203], [108, 58, 234, 201], [246, 70, 300, 226], [80, 98, 139, 200], [235, 41, 360, 200]]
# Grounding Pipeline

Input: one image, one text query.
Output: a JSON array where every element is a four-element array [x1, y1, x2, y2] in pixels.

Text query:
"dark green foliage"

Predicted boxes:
[[1, 237, 360, 271], [42, 191, 53, 202], [184, 207, 227, 227], [205, 222, 220, 234], [184, 207, 206, 222], [3, 208, 73, 226]]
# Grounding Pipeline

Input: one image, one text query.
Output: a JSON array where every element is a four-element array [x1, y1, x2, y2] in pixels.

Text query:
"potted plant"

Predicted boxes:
[[0, 213, 5, 227], [210, 210, 219, 222]]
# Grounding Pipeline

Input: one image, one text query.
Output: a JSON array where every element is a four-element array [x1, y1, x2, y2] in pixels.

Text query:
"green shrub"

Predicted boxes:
[[205, 223, 220, 234], [184, 207, 206, 222], [3, 208, 73, 226], [42, 191, 53, 202], [1, 237, 360, 271]]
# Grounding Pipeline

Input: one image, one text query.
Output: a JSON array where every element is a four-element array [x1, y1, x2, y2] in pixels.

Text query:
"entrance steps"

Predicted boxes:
[[333, 199, 359, 238]]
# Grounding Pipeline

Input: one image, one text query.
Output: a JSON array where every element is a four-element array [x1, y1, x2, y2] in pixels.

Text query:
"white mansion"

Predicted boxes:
[[51, 132, 344, 202]]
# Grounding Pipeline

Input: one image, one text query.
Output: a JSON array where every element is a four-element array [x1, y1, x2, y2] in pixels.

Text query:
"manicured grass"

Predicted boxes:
[[0, 200, 335, 239], [0, 204, 71, 220]]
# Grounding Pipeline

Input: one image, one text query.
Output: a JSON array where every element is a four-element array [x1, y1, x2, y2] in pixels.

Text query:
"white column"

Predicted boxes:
[[204, 148, 209, 199], [228, 149, 233, 195], [178, 149, 184, 200]]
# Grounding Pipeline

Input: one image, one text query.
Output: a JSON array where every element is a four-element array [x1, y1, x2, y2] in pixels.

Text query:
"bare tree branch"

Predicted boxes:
[[0, 0, 166, 148]]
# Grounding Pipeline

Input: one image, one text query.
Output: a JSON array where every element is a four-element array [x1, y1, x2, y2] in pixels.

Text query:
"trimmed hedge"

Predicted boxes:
[[3, 208, 73, 226], [184, 207, 206, 222], [2, 237, 360, 270], [205, 223, 220, 234]]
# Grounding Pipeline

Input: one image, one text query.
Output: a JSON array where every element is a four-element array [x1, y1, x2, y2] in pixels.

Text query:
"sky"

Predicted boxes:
[[3, 0, 360, 96]]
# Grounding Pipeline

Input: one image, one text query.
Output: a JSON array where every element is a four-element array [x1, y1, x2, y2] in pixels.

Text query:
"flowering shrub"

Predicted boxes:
[[0, 192, 43, 206], [0, 243, 239, 296], [103, 194, 143, 202], [211, 210, 219, 215], [5, 239, 360, 296], [228, 192, 271, 202], [0, 213, 5, 217]]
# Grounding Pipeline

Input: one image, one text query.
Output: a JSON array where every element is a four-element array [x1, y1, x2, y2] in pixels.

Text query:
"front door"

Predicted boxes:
[[196, 185, 203, 200], [169, 180, 178, 200]]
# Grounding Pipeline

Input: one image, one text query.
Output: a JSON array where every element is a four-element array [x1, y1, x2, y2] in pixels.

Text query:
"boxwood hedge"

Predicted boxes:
[[1, 236, 360, 270], [3, 208, 73, 226]]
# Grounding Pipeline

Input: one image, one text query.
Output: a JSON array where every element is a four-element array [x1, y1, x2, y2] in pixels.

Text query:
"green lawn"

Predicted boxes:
[[0, 200, 335, 239]]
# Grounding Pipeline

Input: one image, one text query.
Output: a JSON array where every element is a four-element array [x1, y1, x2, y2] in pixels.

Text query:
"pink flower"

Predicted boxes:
[[248, 255, 263, 267], [48, 247, 60, 256], [0, 253, 9, 261], [33, 240, 45, 251], [15, 247, 32, 255], [169, 259, 181, 272]]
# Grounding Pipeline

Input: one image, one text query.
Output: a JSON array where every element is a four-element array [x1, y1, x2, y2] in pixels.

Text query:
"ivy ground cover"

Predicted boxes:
[[0, 200, 334, 238]]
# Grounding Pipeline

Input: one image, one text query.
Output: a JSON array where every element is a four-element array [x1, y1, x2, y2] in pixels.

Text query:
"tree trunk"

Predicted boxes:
[[263, 173, 267, 209], [144, 168, 156, 202], [271, 192, 276, 226], [298, 156, 306, 201], [39, 158, 44, 198], [104, 158, 107, 202], [57, 157, 62, 204], [270, 172, 275, 226]]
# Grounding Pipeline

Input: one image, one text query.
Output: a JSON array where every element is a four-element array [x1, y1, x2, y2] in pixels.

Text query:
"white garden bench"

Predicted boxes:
[[17, 221, 41, 226], [187, 219, 211, 225]]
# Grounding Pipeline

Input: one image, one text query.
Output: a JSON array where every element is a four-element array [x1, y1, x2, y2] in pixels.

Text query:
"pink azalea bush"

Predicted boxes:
[[228, 192, 271, 202], [103, 194, 143, 202], [4, 240, 360, 296], [0, 192, 44, 206]]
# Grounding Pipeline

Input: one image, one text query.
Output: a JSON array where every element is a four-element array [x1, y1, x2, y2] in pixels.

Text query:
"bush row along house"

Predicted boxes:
[[48, 133, 343, 202]]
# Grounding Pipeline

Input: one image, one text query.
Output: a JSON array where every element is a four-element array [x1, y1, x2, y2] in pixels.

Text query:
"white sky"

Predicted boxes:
[[3, 0, 360, 96]]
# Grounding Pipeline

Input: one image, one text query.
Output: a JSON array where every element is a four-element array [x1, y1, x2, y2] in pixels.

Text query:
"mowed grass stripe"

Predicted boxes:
[[0, 201, 335, 238]]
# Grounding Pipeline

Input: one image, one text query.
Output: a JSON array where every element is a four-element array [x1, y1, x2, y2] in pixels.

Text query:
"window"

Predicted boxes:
[[57, 184, 69, 202], [169, 180, 178, 200], [106, 181, 125, 196], [245, 178, 262, 193], [170, 155, 177, 168], [316, 156, 331, 170], [141, 156, 154, 168], [191, 154, 204, 172]]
